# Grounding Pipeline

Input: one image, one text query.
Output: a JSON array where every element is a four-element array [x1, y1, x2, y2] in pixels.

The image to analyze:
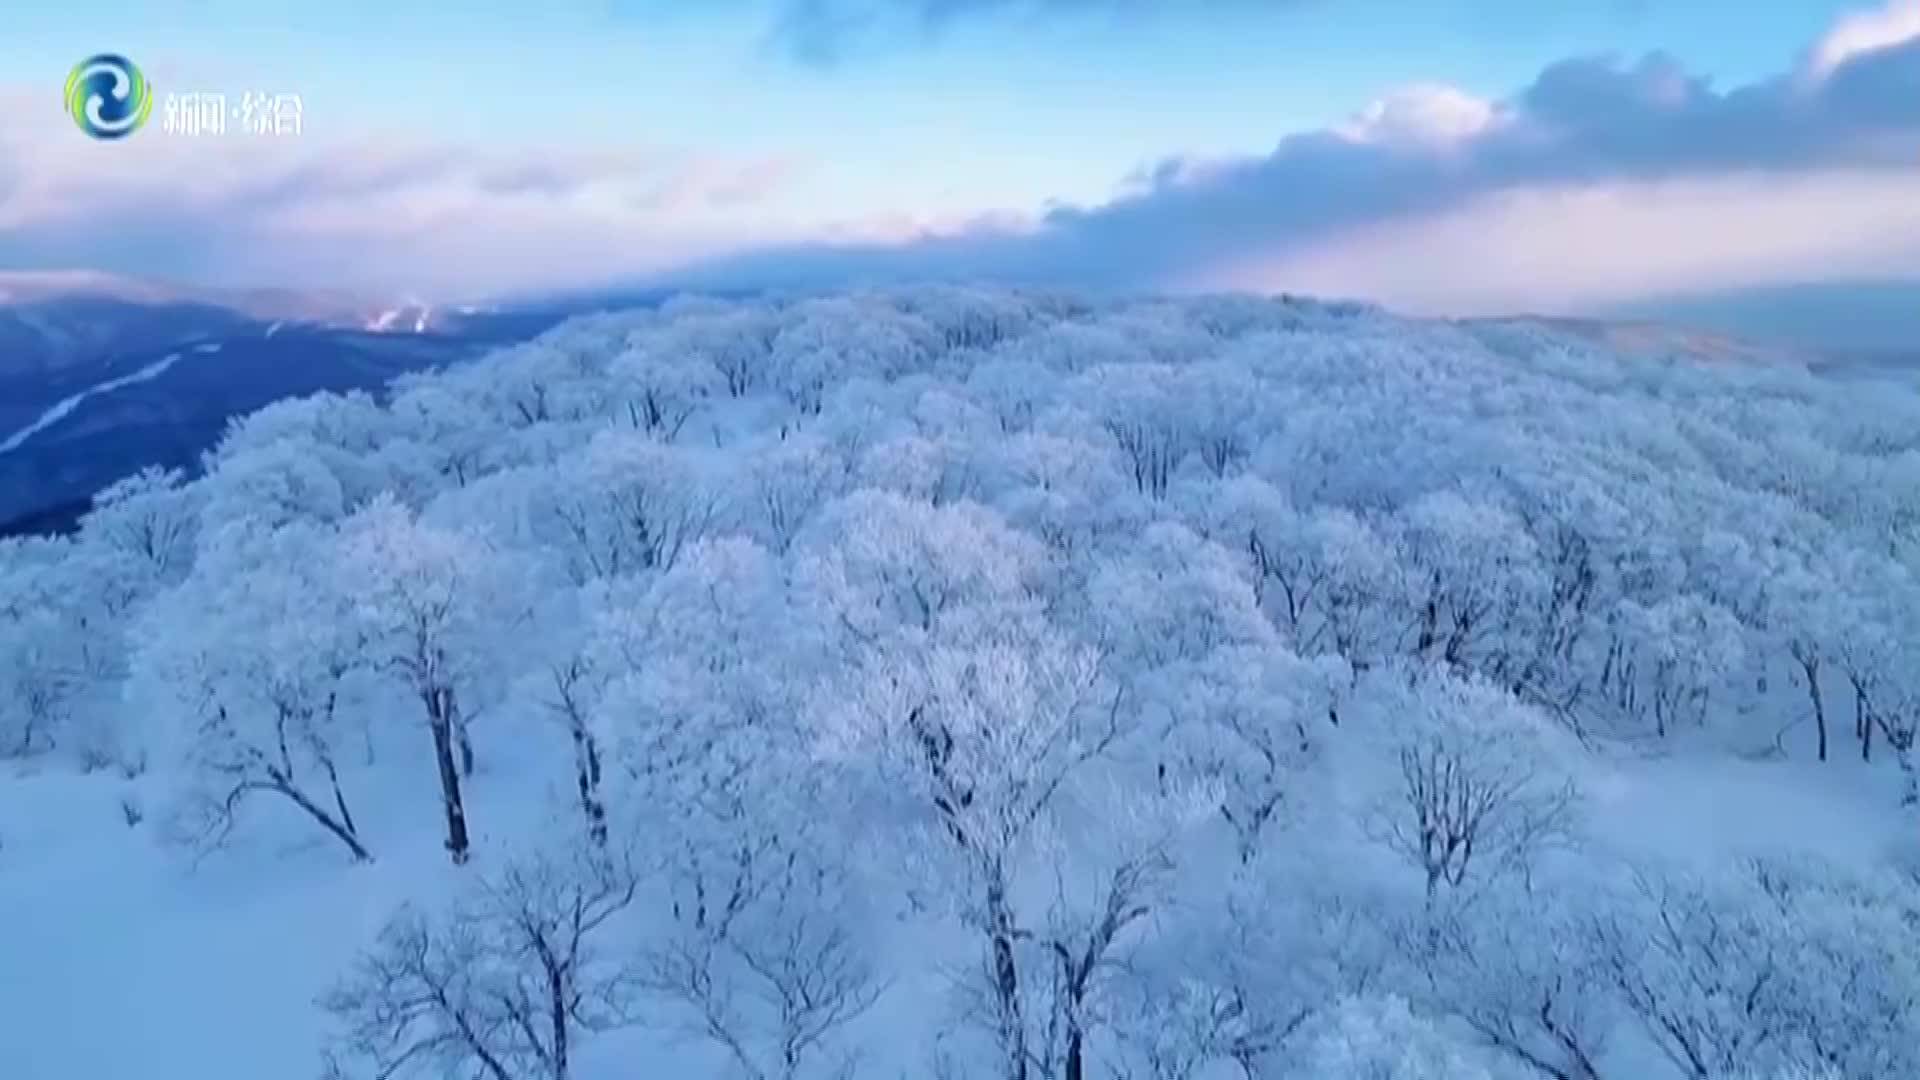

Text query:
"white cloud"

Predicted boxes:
[[1196, 169, 1920, 314], [1804, 0, 1920, 79], [1337, 84, 1504, 148], [0, 84, 818, 298]]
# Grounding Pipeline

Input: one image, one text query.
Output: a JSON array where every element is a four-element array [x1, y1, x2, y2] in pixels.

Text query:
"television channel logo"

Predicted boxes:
[[66, 54, 154, 139]]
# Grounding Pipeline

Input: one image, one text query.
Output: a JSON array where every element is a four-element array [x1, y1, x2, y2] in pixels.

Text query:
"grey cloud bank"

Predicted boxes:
[[655, 37, 1920, 296]]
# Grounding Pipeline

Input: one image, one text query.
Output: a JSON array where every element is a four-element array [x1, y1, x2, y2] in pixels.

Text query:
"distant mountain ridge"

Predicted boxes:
[[1603, 280, 1920, 355], [0, 270, 452, 333], [0, 273, 578, 536], [0, 271, 478, 387], [0, 295, 255, 382], [0, 324, 554, 537], [0, 274, 696, 537], [1462, 315, 1814, 367]]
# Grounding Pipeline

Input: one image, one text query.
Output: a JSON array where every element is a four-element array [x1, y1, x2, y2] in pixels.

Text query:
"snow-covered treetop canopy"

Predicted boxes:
[[1, 286, 1917, 1080]]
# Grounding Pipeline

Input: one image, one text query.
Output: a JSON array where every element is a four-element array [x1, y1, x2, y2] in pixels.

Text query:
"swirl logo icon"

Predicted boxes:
[[65, 54, 153, 139]]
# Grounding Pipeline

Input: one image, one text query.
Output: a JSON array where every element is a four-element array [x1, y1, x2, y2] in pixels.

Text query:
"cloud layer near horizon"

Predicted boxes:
[[659, 15, 1920, 310], [3, 2, 1920, 312], [0, 83, 820, 299]]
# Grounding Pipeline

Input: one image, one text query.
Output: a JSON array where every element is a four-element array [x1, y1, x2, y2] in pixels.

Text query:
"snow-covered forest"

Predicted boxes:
[[2, 287, 1917, 1080]]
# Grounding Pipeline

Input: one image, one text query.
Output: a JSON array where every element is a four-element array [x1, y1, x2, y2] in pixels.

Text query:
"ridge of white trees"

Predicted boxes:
[[3, 287, 1917, 1079]]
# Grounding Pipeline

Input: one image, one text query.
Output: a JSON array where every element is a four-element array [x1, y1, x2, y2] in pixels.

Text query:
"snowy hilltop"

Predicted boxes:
[[0, 286, 1916, 1080]]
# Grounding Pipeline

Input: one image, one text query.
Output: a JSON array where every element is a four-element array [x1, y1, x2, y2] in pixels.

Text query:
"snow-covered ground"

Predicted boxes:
[[0, 740, 949, 1080], [1, 736, 1907, 1079], [0, 764, 435, 1080], [1582, 753, 1913, 869]]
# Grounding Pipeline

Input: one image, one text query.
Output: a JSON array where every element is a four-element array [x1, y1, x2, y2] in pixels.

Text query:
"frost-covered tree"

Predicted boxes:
[[1087, 522, 1273, 671], [1604, 594, 1747, 739], [633, 829, 884, 1080], [608, 334, 721, 439], [80, 465, 198, 582], [198, 435, 352, 534], [534, 639, 613, 849], [768, 296, 931, 414], [1114, 849, 1403, 1080], [967, 357, 1060, 434], [387, 375, 496, 490], [897, 285, 1046, 354], [1393, 491, 1548, 680], [858, 433, 982, 507], [570, 536, 887, 1079], [1819, 548, 1920, 764], [985, 429, 1135, 559], [818, 605, 1121, 1080], [1282, 994, 1501, 1080], [0, 537, 90, 756], [1366, 669, 1578, 902], [1180, 361, 1263, 478], [1593, 858, 1920, 1080], [1156, 644, 1346, 861], [583, 536, 808, 847], [321, 846, 639, 1080], [135, 521, 373, 861], [643, 306, 780, 399], [739, 432, 844, 553], [1074, 364, 1191, 500], [203, 391, 396, 520], [1416, 876, 1615, 1080], [334, 497, 519, 865], [795, 489, 1054, 638], [795, 489, 1205, 1079], [532, 432, 718, 584], [1206, 490, 1411, 669], [0, 602, 77, 756]]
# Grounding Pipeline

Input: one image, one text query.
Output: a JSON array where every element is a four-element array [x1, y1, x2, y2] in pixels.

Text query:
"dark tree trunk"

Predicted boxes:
[[986, 873, 1027, 1080], [1049, 865, 1152, 1080], [1795, 648, 1827, 762], [549, 962, 570, 1080], [572, 722, 607, 847], [320, 755, 362, 844], [456, 711, 476, 778], [426, 688, 471, 865], [1851, 676, 1873, 763], [268, 771, 372, 863], [1416, 595, 1439, 657]]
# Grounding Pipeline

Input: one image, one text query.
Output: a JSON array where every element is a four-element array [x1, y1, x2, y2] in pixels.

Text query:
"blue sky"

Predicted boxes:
[[2, 0, 1918, 313]]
